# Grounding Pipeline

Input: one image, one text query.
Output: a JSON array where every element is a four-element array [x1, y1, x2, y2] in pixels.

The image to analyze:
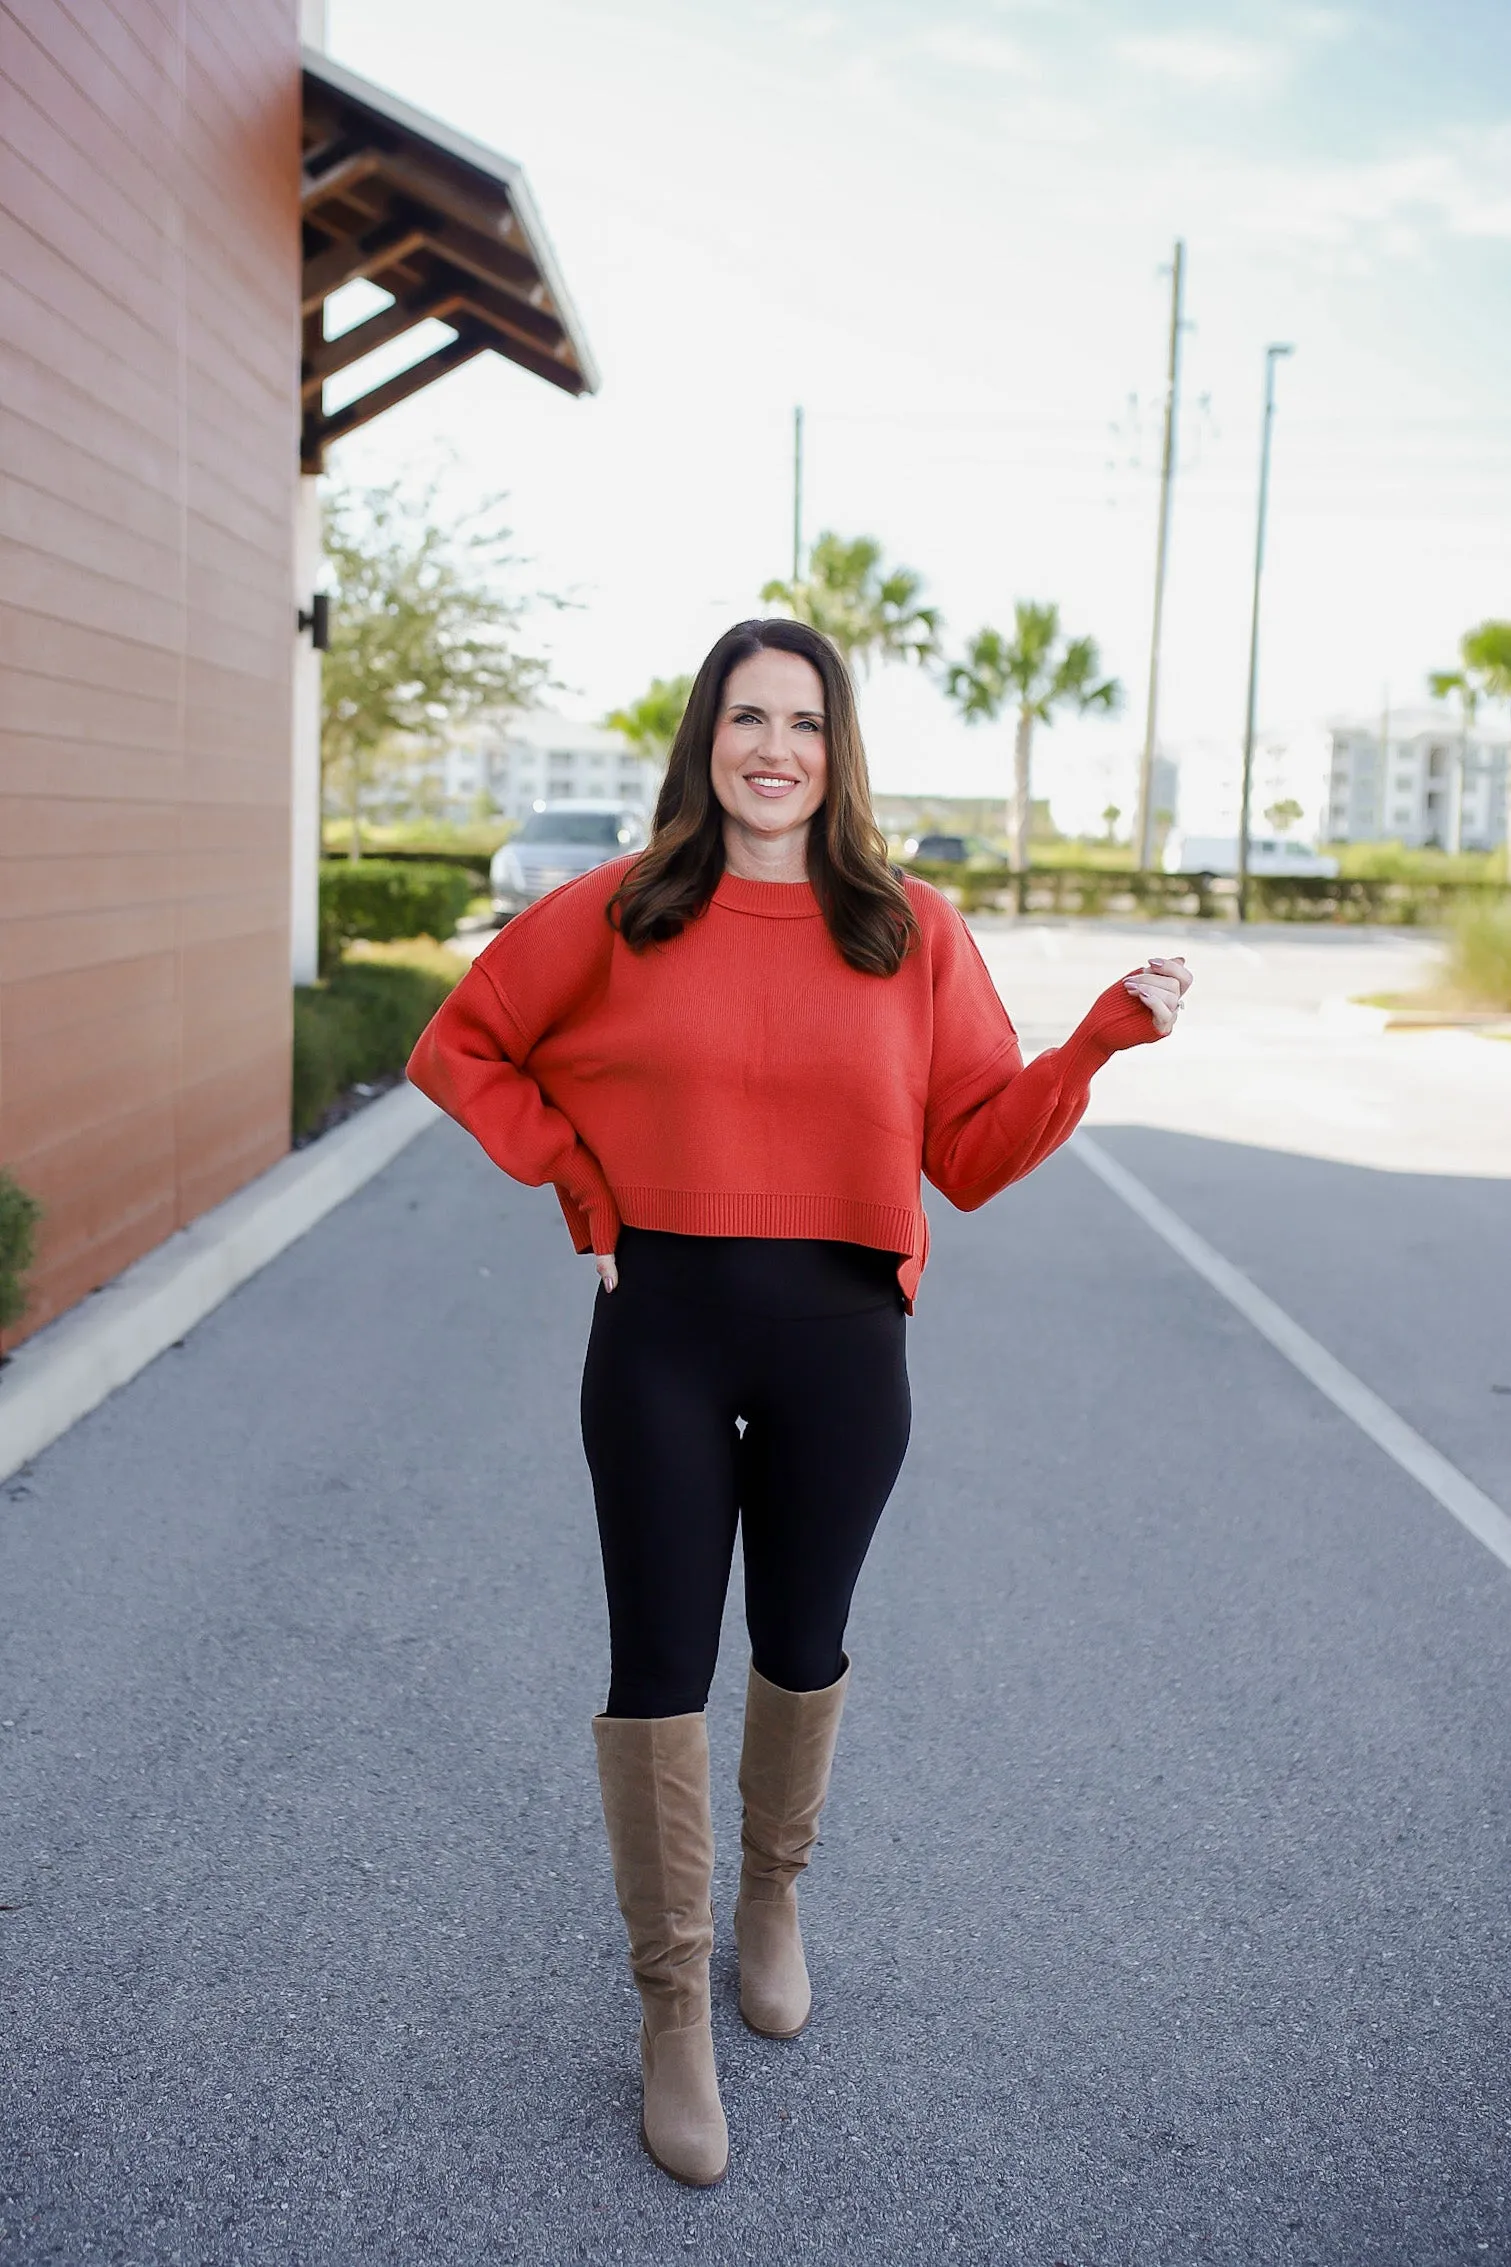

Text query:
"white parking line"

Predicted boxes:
[[1075, 1133, 1511, 1574]]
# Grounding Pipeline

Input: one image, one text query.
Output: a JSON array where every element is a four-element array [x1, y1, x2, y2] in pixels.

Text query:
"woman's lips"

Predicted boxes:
[[744, 773, 802, 798]]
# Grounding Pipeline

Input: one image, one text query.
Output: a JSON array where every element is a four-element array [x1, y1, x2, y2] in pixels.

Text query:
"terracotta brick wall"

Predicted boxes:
[[0, 0, 300, 1342]]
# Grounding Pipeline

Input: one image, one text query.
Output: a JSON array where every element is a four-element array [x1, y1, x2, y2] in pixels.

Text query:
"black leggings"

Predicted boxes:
[[580, 1228, 912, 1717]]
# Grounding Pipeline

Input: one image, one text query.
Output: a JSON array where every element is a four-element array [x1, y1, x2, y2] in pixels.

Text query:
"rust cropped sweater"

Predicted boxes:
[[407, 857, 1164, 1308]]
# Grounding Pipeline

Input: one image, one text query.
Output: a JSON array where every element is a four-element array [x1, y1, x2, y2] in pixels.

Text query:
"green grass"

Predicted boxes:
[[344, 936, 475, 982], [1332, 841, 1506, 882], [1447, 899, 1511, 1009], [323, 817, 516, 858]]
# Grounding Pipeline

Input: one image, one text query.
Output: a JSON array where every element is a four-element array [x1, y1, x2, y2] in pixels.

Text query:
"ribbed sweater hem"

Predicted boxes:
[[613, 1186, 919, 1257]]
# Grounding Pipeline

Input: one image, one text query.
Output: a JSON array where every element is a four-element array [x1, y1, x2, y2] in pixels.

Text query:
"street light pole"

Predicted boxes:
[[1135, 239, 1185, 872], [1237, 342, 1293, 923]]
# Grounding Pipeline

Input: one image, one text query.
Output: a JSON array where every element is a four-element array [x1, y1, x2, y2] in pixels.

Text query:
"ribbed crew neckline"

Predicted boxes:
[[712, 870, 821, 919]]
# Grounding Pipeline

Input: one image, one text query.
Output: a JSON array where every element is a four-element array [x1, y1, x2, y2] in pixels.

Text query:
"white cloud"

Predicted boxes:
[[1115, 29, 1283, 86], [905, 25, 1033, 74]]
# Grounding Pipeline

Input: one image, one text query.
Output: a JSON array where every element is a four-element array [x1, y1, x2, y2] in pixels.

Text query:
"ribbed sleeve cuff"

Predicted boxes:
[[1064, 978, 1164, 1069], [552, 1148, 622, 1256]]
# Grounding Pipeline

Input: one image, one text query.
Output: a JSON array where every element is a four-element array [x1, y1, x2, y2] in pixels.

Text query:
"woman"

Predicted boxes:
[[407, 618, 1190, 2188]]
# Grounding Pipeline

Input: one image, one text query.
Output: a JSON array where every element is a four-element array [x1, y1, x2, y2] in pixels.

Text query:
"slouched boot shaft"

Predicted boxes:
[[593, 1711, 728, 2185], [734, 1657, 850, 2039]]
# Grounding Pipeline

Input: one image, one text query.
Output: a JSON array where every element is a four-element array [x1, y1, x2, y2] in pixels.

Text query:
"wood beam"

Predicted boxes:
[[305, 331, 488, 455], [410, 215, 540, 300], [301, 216, 428, 313], [439, 269, 564, 351], [301, 148, 383, 211], [300, 288, 461, 398], [448, 308, 586, 395], [364, 148, 520, 251]]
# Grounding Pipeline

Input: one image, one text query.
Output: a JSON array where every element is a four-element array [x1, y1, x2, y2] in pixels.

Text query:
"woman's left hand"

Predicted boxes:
[[1124, 955, 1192, 1036]]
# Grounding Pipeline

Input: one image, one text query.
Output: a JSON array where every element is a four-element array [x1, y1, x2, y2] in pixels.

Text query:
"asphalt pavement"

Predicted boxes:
[[3, 934, 1510, 2266]]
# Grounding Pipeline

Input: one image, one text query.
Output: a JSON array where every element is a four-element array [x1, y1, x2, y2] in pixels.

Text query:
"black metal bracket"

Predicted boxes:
[[297, 593, 331, 650]]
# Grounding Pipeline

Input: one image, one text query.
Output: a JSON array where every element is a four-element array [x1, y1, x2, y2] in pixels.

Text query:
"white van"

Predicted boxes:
[[1162, 832, 1339, 879]]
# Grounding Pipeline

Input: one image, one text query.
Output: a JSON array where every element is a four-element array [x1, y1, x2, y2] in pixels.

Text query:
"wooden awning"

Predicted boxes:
[[301, 52, 599, 470]]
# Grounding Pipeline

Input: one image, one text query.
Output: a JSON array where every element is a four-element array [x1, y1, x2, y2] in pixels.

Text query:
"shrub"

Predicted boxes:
[[1448, 898, 1511, 1009], [0, 1167, 43, 1332], [318, 860, 475, 975], [292, 960, 458, 1138]]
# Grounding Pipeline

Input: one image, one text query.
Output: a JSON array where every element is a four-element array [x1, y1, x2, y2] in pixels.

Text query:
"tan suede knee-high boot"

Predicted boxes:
[[733, 1657, 850, 2040], [593, 1711, 729, 2187]]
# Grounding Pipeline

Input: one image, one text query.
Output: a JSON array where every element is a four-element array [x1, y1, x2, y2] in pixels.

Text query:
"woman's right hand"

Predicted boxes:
[[595, 1251, 619, 1293]]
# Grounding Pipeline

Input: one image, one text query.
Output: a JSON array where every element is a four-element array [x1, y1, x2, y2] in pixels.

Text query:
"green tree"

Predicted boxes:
[[1265, 797, 1304, 835], [1460, 620, 1511, 698], [321, 478, 554, 859], [1430, 618, 1511, 859], [943, 602, 1121, 875], [1101, 802, 1121, 843], [604, 674, 693, 778], [761, 532, 940, 675]]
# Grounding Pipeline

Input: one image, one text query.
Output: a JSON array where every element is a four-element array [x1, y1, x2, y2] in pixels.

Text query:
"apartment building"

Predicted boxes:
[[450, 713, 657, 822], [1325, 709, 1509, 851]]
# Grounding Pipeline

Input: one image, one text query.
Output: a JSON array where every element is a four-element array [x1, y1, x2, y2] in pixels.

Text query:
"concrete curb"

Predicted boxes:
[[0, 1084, 441, 1485]]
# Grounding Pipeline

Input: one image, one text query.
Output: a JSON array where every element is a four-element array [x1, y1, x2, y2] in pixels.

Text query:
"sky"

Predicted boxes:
[[321, 0, 1511, 836]]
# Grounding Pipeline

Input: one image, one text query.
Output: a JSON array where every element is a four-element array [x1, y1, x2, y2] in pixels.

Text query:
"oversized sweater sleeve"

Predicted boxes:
[[406, 876, 623, 1256], [921, 897, 1164, 1211]]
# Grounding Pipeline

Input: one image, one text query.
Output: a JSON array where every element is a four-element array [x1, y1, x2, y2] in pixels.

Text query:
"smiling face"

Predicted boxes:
[[708, 647, 828, 868]]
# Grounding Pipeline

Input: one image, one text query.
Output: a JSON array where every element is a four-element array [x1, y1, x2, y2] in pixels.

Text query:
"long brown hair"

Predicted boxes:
[[608, 618, 918, 976]]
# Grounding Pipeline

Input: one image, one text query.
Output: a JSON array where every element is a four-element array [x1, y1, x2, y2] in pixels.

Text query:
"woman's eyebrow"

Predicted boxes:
[[723, 701, 825, 722]]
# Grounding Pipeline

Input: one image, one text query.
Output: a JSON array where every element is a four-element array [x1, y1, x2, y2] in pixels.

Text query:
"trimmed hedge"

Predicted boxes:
[[0, 1166, 43, 1332], [909, 860, 1511, 926], [292, 961, 456, 1139], [318, 860, 476, 976]]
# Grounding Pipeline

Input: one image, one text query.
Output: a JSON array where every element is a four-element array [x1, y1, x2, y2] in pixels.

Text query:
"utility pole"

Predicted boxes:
[[1135, 240, 1185, 871], [792, 404, 805, 583], [1237, 342, 1294, 922]]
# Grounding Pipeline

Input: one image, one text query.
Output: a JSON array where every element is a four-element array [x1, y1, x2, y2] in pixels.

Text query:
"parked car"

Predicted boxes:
[[1162, 831, 1339, 879], [902, 832, 972, 864], [490, 802, 649, 916]]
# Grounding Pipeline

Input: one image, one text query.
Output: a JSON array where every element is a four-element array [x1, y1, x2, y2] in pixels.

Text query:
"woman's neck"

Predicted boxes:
[[721, 815, 813, 883]]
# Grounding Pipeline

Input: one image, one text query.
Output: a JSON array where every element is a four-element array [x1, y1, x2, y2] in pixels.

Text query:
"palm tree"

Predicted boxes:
[[1430, 623, 1511, 858], [1427, 666, 1478, 855], [605, 674, 693, 778], [761, 532, 940, 676], [1460, 620, 1511, 698], [943, 602, 1121, 877]]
